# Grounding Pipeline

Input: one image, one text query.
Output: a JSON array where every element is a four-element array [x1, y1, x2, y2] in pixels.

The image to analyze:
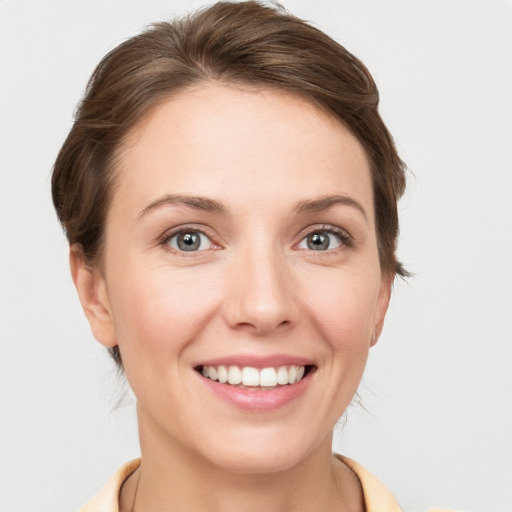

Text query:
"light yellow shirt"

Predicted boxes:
[[78, 455, 457, 512]]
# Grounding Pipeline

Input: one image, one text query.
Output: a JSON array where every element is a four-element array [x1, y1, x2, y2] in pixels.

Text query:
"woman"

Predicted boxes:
[[51, 2, 450, 511]]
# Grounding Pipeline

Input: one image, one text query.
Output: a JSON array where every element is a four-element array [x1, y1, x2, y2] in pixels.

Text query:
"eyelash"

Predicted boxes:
[[159, 225, 220, 255], [296, 224, 354, 251], [159, 223, 353, 254]]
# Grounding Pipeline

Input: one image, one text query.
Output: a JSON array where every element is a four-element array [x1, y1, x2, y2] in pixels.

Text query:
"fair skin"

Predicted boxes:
[[71, 83, 391, 512]]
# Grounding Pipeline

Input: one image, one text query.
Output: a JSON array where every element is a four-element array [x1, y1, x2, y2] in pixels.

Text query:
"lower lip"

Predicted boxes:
[[198, 372, 312, 411]]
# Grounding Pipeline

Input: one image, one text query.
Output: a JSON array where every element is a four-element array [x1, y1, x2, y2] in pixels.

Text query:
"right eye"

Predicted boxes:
[[166, 231, 214, 252]]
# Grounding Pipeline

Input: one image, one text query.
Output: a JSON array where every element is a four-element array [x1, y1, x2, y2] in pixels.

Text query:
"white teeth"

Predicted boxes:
[[217, 365, 228, 383], [242, 367, 260, 386], [208, 366, 218, 381], [276, 366, 289, 385], [227, 365, 242, 385], [203, 364, 307, 387], [259, 367, 277, 387]]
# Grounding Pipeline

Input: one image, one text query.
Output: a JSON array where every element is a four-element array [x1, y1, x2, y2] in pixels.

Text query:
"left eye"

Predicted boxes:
[[167, 231, 213, 252], [298, 231, 343, 251]]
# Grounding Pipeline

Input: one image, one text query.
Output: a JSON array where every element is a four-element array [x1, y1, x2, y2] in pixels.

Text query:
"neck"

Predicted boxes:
[[121, 408, 364, 512]]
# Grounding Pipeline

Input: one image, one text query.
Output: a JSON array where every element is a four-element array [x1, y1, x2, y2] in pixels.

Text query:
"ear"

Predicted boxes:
[[69, 245, 117, 348], [371, 274, 393, 347]]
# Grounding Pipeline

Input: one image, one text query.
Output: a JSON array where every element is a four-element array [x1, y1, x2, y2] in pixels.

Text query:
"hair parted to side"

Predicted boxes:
[[52, 0, 407, 369]]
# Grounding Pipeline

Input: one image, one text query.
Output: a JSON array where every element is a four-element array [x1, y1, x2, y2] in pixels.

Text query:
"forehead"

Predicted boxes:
[[112, 82, 373, 220]]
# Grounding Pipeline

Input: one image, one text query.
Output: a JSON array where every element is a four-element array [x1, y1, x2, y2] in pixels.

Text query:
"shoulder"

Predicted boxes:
[[336, 454, 402, 512], [78, 459, 140, 512], [336, 454, 462, 512]]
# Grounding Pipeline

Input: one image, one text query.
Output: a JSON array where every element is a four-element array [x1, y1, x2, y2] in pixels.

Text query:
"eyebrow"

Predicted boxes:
[[138, 193, 367, 222], [137, 194, 227, 219], [294, 195, 368, 222]]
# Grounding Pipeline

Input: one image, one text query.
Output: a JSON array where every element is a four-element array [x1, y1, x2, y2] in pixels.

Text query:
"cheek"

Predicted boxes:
[[295, 269, 381, 425], [107, 263, 222, 360], [302, 269, 379, 354]]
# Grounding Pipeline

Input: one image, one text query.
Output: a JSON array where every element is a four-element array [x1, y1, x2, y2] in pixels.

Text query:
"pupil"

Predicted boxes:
[[178, 232, 200, 251], [308, 233, 329, 250]]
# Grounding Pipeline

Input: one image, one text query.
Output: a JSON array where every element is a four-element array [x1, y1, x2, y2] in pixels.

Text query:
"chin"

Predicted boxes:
[[195, 426, 324, 475]]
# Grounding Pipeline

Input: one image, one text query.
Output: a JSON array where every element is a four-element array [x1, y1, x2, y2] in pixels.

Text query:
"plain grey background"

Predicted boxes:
[[1, 1, 511, 511]]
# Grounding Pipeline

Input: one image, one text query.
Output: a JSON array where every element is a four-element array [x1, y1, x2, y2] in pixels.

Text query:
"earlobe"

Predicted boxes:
[[371, 275, 392, 347], [69, 245, 117, 348]]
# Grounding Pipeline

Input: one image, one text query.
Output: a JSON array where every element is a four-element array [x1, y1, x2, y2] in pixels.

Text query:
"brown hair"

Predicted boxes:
[[52, 1, 407, 368]]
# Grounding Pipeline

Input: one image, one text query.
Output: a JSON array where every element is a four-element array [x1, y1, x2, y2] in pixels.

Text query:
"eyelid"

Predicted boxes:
[[159, 224, 223, 253], [294, 224, 354, 250]]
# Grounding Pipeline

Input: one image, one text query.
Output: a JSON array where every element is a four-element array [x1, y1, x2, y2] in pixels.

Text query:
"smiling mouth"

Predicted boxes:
[[195, 364, 315, 389]]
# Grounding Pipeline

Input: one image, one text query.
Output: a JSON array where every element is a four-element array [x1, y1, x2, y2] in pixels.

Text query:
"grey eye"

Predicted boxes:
[[168, 231, 213, 252], [298, 232, 342, 251]]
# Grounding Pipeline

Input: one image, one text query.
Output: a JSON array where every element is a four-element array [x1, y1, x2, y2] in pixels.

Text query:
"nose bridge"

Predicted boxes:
[[223, 236, 296, 335]]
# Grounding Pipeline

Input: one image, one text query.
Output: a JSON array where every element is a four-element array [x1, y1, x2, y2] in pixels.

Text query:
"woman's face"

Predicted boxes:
[[78, 83, 390, 473]]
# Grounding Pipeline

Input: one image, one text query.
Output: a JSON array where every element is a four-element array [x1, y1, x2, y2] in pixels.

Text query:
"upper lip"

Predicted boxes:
[[194, 354, 316, 369]]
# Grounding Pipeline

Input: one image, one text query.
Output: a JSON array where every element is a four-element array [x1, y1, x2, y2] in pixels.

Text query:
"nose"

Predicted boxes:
[[222, 244, 298, 336]]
